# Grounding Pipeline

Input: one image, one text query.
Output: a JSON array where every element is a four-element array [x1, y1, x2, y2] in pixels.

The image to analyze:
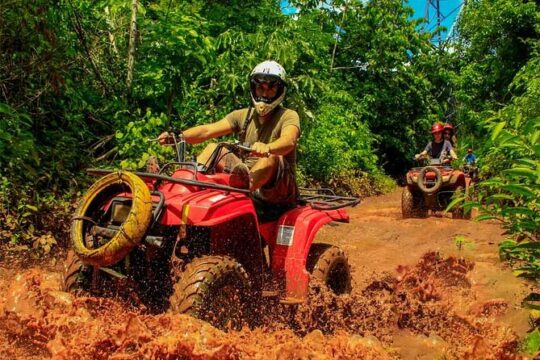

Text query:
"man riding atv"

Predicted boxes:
[[402, 123, 470, 219], [64, 60, 358, 328], [463, 148, 478, 180], [415, 123, 457, 164], [158, 60, 300, 207]]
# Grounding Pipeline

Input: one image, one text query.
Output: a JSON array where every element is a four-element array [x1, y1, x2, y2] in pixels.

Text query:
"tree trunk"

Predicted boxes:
[[104, 6, 118, 56], [69, 1, 110, 95], [126, 0, 138, 93], [330, 2, 349, 72]]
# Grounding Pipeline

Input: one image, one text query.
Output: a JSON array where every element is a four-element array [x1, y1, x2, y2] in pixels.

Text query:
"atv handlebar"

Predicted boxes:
[[217, 141, 270, 158]]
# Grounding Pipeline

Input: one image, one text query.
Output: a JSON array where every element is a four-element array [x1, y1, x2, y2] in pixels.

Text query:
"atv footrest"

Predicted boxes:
[[279, 297, 304, 305], [92, 225, 165, 247], [261, 290, 279, 297]]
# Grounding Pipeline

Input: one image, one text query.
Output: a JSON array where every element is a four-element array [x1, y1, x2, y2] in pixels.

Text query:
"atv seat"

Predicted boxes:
[[251, 196, 295, 223]]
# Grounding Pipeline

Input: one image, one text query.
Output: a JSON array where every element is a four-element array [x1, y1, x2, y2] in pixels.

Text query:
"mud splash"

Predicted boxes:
[[259, 252, 519, 358], [0, 252, 520, 359], [0, 270, 389, 359]]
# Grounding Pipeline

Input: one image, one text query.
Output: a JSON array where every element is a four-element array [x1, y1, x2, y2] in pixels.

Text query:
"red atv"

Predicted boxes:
[[64, 135, 359, 327], [402, 155, 471, 219]]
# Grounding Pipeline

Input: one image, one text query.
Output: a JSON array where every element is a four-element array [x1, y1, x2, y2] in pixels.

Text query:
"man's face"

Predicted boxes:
[[444, 130, 451, 139], [255, 81, 279, 99], [433, 131, 443, 141]]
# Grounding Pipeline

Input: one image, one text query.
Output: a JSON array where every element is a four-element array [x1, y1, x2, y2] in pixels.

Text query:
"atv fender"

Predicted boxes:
[[158, 189, 257, 226], [406, 173, 414, 185], [268, 207, 349, 302], [448, 170, 466, 187]]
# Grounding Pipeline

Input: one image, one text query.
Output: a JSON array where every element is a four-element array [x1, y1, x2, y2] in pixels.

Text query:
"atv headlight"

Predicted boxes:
[[111, 201, 131, 224]]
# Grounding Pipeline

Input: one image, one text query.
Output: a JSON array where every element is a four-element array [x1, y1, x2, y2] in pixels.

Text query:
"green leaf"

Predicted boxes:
[[503, 167, 537, 180], [445, 195, 465, 212], [500, 184, 535, 197], [25, 205, 38, 212], [523, 293, 540, 303], [523, 328, 540, 355], [515, 242, 540, 250], [491, 121, 506, 141], [488, 194, 514, 201], [0, 103, 14, 115], [475, 214, 498, 222]]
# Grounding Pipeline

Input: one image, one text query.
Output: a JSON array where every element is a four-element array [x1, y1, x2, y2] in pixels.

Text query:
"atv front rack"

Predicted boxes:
[[298, 188, 360, 210]]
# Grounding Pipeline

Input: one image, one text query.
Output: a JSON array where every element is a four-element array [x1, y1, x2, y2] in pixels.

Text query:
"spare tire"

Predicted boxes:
[[71, 171, 152, 267], [417, 166, 442, 194]]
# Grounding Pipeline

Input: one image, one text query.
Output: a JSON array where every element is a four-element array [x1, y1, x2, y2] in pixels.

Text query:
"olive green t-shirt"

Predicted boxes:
[[225, 106, 300, 170]]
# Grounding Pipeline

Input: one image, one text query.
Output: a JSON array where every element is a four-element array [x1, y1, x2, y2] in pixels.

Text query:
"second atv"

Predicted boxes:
[[402, 155, 471, 219]]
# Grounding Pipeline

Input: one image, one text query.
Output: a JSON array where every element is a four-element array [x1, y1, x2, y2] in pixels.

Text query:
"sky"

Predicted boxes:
[[280, 0, 464, 44]]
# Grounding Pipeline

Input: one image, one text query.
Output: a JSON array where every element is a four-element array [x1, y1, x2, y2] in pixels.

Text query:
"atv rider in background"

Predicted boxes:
[[443, 122, 457, 148], [158, 60, 300, 206], [463, 148, 478, 179], [415, 123, 457, 164]]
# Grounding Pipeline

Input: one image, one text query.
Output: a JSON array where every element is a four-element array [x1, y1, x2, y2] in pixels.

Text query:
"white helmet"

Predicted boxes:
[[249, 60, 287, 116]]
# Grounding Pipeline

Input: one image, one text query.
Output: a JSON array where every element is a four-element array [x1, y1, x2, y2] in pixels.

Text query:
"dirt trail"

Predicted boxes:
[[316, 190, 532, 357], [0, 189, 534, 359]]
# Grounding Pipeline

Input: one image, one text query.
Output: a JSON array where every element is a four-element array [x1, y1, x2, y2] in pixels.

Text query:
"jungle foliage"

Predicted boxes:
[[449, 0, 539, 249], [0, 0, 538, 257], [446, 1, 539, 345]]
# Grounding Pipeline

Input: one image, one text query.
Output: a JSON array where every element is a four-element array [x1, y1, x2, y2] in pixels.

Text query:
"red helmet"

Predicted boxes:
[[443, 123, 454, 131], [431, 123, 444, 134]]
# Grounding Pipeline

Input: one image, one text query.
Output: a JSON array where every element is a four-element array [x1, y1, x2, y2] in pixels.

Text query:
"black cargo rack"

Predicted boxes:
[[298, 187, 360, 210]]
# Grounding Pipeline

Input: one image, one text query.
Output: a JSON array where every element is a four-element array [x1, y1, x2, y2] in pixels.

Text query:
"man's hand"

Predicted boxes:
[[414, 154, 421, 160], [251, 142, 271, 157], [157, 131, 172, 145]]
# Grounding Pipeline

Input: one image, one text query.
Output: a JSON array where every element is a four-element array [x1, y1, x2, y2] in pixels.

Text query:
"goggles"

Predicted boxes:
[[251, 74, 282, 88]]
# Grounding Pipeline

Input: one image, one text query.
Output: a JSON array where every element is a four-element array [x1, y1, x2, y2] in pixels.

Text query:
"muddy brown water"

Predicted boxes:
[[0, 190, 534, 359]]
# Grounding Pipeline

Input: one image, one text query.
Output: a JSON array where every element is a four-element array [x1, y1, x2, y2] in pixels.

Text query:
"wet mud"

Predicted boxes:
[[0, 190, 533, 359]]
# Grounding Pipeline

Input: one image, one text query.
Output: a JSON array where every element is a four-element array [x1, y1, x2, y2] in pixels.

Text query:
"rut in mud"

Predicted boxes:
[[0, 190, 532, 359]]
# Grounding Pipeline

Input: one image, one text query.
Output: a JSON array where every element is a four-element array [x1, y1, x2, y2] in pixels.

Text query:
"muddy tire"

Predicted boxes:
[[169, 256, 251, 329], [71, 171, 153, 267], [452, 186, 470, 220], [307, 244, 352, 295], [402, 187, 427, 218], [62, 250, 92, 293]]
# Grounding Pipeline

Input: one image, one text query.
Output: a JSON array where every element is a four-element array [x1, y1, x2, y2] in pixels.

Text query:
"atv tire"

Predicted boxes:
[[62, 250, 92, 293], [452, 186, 471, 220], [169, 256, 251, 330], [417, 166, 443, 194], [71, 171, 153, 267], [402, 187, 427, 218], [307, 244, 352, 295]]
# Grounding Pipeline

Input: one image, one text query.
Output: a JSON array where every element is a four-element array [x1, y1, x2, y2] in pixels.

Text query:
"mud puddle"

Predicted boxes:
[[0, 252, 523, 359]]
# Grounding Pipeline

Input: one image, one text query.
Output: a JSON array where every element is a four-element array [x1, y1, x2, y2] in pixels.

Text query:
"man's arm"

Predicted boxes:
[[416, 150, 428, 159], [182, 118, 234, 144], [251, 125, 300, 157], [158, 118, 234, 145], [446, 142, 457, 160]]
